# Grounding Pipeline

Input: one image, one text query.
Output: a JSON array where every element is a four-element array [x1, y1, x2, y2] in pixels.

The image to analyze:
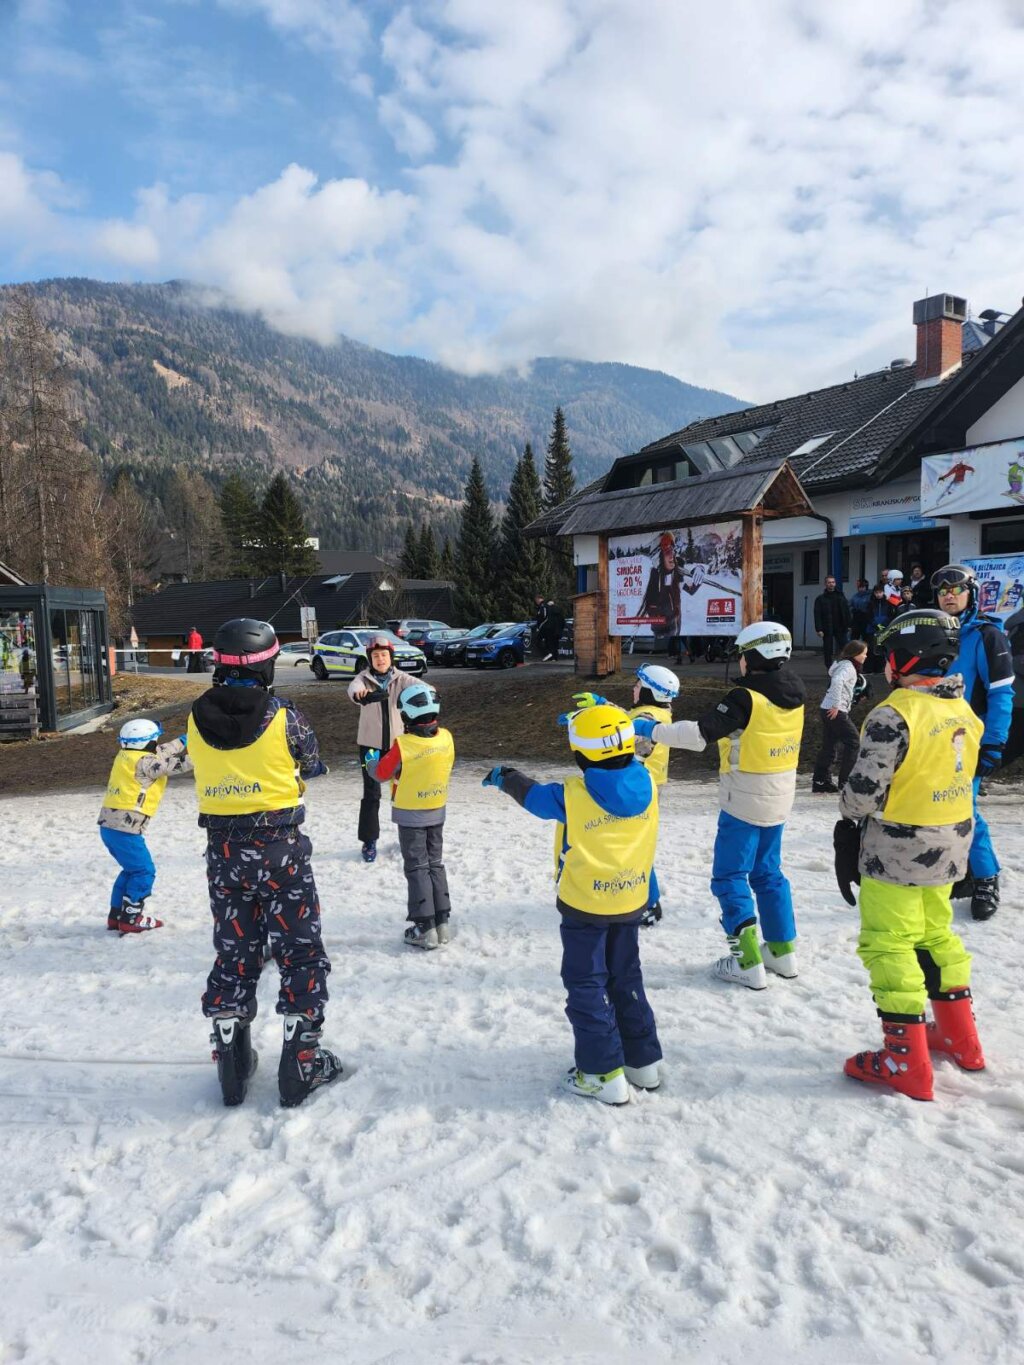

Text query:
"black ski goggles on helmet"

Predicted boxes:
[[929, 567, 974, 593]]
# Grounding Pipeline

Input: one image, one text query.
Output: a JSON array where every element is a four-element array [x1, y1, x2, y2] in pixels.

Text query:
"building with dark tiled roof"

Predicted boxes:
[[536, 292, 1024, 648]]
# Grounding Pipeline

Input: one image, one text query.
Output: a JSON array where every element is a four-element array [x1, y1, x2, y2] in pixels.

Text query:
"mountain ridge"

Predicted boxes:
[[6, 278, 747, 552]]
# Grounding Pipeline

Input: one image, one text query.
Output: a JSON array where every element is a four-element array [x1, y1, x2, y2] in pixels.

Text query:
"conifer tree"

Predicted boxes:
[[219, 471, 259, 577], [254, 472, 318, 576], [498, 442, 549, 619], [439, 537, 456, 582], [399, 523, 420, 577], [417, 522, 440, 579], [543, 406, 576, 601], [454, 458, 495, 624]]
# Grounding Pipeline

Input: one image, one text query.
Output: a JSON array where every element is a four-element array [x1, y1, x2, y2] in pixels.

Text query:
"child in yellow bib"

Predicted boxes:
[[97, 718, 190, 935], [482, 702, 662, 1106], [365, 683, 455, 950], [836, 610, 987, 1102]]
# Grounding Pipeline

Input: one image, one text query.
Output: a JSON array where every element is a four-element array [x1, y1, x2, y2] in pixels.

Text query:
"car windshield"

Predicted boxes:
[[354, 629, 410, 649], [485, 623, 515, 637]]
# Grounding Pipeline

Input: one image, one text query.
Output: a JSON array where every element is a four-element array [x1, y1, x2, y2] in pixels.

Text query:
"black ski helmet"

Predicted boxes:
[[876, 609, 960, 678], [212, 618, 280, 687], [929, 563, 978, 613]]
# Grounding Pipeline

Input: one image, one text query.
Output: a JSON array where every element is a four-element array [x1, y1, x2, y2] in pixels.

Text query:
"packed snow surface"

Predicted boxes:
[[2, 768, 1023, 1364]]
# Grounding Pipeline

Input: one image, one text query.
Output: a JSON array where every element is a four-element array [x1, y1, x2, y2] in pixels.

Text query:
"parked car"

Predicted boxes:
[[420, 627, 467, 661], [438, 622, 515, 667], [276, 641, 314, 668], [385, 618, 449, 641], [465, 622, 533, 669], [557, 617, 574, 659], [311, 628, 426, 680]]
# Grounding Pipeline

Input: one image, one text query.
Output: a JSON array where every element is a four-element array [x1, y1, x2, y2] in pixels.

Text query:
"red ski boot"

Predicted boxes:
[[109, 900, 164, 936], [927, 988, 985, 1071], [844, 1016, 934, 1101]]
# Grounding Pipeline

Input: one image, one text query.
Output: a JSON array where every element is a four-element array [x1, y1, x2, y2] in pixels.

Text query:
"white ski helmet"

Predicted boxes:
[[119, 718, 163, 749], [635, 663, 680, 703], [735, 621, 792, 665]]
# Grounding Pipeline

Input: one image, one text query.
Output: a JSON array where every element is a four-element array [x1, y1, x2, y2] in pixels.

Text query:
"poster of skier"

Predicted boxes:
[[920, 437, 1024, 517], [608, 521, 743, 638], [963, 554, 1024, 618]]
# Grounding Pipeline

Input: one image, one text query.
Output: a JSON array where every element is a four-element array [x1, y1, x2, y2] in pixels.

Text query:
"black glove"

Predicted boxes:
[[355, 687, 388, 706], [977, 743, 1003, 777], [833, 818, 861, 906]]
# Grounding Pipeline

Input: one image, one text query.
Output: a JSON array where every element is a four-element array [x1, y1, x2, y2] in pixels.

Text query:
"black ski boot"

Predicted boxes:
[[971, 875, 999, 921], [951, 871, 975, 901], [639, 900, 662, 928], [278, 1015, 343, 1108], [210, 1015, 258, 1107]]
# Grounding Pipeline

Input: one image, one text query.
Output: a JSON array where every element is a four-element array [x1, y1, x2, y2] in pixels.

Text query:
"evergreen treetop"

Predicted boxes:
[[254, 472, 319, 576], [454, 457, 495, 624], [498, 442, 549, 619]]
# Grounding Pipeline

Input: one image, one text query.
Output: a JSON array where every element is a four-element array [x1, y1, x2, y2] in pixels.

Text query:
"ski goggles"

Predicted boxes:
[[929, 568, 973, 593]]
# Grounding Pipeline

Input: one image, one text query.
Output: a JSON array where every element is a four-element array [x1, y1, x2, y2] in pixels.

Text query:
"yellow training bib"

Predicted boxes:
[[628, 704, 672, 785], [719, 689, 804, 775], [188, 708, 303, 815], [104, 750, 167, 818], [876, 688, 982, 826], [392, 729, 455, 810], [554, 774, 658, 916]]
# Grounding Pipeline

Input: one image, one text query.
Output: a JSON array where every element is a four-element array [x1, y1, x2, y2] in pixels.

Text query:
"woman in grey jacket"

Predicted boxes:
[[812, 639, 868, 793], [346, 635, 419, 862]]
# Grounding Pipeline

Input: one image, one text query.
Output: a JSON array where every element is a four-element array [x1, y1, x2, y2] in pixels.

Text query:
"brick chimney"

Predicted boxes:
[[913, 292, 967, 381]]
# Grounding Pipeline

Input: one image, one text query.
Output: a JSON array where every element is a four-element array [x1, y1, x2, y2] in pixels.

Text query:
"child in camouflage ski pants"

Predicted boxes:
[[201, 829, 331, 1022]]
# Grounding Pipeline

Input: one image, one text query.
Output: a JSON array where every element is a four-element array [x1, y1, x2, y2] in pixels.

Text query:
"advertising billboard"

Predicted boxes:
[[963, 554, 1024, 619], [920, 438, 1024, 518], [608, 521, 743, 638]]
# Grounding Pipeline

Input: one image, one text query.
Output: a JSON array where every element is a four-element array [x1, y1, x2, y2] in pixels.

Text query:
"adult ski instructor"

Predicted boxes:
[[930, 564, 1015, 919], [187, 617, 342, 1108]]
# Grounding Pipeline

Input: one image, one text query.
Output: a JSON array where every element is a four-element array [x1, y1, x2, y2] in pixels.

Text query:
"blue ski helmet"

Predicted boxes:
[[119, 718, 163, 749], [398, 682, 440, 723]]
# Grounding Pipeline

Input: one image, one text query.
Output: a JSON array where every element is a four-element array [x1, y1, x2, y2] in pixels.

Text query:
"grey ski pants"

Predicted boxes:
[[398, 823, 451, 923]]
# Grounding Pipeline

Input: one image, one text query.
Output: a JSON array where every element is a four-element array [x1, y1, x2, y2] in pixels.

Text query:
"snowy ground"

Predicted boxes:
[[2, 767, 1023, 1365]]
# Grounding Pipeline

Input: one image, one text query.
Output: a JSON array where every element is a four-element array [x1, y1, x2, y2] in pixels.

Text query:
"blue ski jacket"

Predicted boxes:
[[949, 609, 1014, 748]]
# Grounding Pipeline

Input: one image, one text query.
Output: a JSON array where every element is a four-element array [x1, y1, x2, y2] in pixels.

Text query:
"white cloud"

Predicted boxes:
[[6, 0, 1024, 400]]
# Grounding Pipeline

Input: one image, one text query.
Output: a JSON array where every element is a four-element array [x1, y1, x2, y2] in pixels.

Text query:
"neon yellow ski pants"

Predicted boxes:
[[857, 876, 972, 1016]]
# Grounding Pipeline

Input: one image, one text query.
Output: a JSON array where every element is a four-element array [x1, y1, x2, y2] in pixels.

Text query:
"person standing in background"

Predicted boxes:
[[849, 579, 872, 639], [813, 577, 851, 669]]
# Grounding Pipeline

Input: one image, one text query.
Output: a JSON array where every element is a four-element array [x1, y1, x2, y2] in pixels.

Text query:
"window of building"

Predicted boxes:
[[981, 520, 1024, 555], [801, 550, 820, 584], [680, 424, 776, 474], [788, 431, 838, 458]]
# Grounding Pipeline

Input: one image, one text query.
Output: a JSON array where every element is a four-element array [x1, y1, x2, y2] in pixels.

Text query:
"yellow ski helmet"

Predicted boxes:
[[567, 703, 636, 759]]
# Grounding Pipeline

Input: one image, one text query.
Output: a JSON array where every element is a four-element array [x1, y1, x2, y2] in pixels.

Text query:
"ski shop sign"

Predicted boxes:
[[962, 554, 1024, 618], [608, 521, 743, 638], [920, 437, 1024, 517]]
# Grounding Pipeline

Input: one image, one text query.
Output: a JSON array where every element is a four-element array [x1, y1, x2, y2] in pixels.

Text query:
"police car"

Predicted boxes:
[[311, 628, 427, 680]]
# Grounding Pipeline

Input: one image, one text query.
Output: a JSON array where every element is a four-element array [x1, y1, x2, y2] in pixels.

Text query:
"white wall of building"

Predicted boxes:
[[966, 376, 1024, 446]]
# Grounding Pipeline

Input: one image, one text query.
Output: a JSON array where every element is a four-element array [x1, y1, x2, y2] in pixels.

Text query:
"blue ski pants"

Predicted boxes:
[[100, 827, 156, 909], [968, 777, 1000, 879], [559, 916, 662, 1075], [710, 810, 796, 942]]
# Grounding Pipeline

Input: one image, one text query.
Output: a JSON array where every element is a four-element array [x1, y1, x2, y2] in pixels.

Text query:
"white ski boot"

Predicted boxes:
[[435, 918, 451, 946], [404, 920, 439, 950], [562, 1066, 630, 1105], [624, 1062, 661, 1091], [712, 924, 767, 990], [762, 940, 798, 979]]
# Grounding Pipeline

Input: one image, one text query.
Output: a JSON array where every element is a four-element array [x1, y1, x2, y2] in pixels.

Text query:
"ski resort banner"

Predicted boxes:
[[920, 437, 1024, 517], [608, 521, 743, 638], [963, 554, 1024, 618]]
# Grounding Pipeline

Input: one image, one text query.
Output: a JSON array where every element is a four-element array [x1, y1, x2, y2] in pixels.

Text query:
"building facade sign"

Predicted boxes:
[[920, 437, 1024, 517], [963, 554, 1024, 618], [848, 480, 937, 536], [608, 521, 743, 638]]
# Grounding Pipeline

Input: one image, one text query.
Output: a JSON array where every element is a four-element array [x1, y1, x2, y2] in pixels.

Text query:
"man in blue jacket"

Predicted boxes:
[[930, 564, 1015, 919]]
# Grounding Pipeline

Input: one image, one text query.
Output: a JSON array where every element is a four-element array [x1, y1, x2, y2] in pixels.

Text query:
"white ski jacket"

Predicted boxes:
[[820, 659, 857, 715]]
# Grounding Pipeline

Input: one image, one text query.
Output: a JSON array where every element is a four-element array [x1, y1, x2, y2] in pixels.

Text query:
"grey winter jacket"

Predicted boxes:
[[839, 675, 973, 887], [347, 667, 418, 748], [821, 659, 857, 714], [97, 737, 191, 833]]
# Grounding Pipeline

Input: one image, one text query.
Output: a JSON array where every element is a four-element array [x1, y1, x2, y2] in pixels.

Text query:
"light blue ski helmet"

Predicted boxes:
[[398, 682, 440, 723]]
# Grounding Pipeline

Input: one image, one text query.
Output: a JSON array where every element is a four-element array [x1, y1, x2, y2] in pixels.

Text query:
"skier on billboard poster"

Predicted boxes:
[[638, 533, 704, 644]]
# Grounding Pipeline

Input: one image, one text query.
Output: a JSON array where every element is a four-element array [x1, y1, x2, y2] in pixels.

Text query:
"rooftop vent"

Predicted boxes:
[[890, 358, 913, 369]]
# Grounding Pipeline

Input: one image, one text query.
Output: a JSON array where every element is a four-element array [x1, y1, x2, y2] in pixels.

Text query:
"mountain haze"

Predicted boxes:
[[10, 279, 745, 553]]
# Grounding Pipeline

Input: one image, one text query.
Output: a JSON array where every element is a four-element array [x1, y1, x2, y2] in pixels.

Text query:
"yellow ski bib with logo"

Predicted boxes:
[[392, 729, 455, 810], [876, 688, 982, 825], [718, 689, 804, 775], [188, 708, 303, 815], [104, 750, 167, 817], [554, 774, 658, 916], [628, 704, 672, 785]]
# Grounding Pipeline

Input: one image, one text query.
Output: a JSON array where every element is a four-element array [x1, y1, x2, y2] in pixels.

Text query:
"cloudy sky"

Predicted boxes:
[[1, 0, 1023, 400]]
